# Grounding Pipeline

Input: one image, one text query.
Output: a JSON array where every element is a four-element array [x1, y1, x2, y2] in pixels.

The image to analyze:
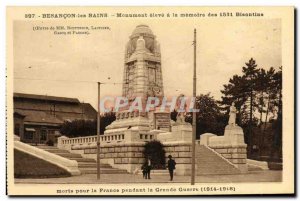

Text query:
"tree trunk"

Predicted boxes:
[[249, 89, 253, 156], [259, 91, 264, 125]]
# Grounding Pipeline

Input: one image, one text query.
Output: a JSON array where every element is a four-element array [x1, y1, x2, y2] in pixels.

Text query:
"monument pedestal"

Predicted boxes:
[[157, 122, 192, 142], [200, 124, 248, 173]]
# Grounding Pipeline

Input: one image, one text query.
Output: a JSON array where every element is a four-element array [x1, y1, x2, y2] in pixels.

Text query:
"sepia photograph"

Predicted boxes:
[[6, 6, 294, 195]]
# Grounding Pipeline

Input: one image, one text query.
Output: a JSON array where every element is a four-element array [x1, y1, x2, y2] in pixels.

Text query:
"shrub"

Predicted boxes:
[[143, 140, 166, 169], [59, 112, 116, 138]]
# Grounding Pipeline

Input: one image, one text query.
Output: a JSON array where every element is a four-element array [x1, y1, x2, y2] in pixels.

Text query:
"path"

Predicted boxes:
[[15, 170, 282, 184]]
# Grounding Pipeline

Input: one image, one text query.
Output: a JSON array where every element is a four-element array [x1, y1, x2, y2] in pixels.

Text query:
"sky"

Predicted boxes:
[[13, 18, 281, 109]]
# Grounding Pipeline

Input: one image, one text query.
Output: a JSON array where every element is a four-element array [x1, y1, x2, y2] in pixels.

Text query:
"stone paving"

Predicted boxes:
[[15, 170, 282, 184]]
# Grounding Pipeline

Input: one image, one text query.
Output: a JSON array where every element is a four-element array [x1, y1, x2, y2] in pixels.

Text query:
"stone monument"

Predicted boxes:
[[57, 27, 248, 175], [228, 102, 237, 126], [105, 24, 170, 139], [200, 102, 248, 173]]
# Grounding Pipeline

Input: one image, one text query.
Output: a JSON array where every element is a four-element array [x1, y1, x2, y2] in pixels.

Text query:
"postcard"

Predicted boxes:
[[6, 6, 294, 195]]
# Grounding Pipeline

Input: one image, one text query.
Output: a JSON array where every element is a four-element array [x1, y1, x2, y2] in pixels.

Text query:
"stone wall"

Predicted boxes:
[[164, 142, 192, 175], [57, 122, 249, 175], [70, 141, 193, 175], [209, 144, 247, 172], [73, 142, 145, 173], [200, 124, 248, 173]]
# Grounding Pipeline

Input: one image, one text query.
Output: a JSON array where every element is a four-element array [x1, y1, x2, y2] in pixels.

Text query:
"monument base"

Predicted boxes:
[[200, 124, 248, 173]]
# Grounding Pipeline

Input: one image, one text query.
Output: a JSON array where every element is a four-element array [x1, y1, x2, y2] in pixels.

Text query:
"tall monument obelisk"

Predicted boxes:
[[105, 24, 168, 135], [123, 24, 164, 105]]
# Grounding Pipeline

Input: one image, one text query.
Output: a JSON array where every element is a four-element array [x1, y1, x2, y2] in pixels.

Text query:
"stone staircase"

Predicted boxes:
[[36, 145, 128, 175], [196, 145, 241, 175]]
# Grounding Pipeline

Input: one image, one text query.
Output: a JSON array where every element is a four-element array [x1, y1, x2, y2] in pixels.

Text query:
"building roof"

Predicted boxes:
[[14, 111, 26, 118], [14, 109, 63, 125], [13, 93, 80, 104], [82, 103, 97, 119], [13, 93, 97, 127]]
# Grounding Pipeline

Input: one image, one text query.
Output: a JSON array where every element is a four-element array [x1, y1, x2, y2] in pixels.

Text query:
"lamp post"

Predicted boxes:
[[191, 28, 197, 185], [97, 82, 101, 180], [96, 80, 124, 180]]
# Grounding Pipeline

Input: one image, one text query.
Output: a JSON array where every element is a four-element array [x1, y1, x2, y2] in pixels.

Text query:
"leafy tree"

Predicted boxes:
[[143, 140, 166, 169], [186, 93, 227, 138], [220, 58, 282, 159], [256, 68, 268, 125], [60, 119, 96, 138], [60, 112, 116, 138], [241, 58, 260, 152], [220, 74, 247, 125], [100, 112, 116, 134], [270, 67, 282, 160]]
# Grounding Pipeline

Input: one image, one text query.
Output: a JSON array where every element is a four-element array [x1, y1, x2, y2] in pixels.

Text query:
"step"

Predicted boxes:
[[248, 164, 262, 171], [68, 158, 96, 162], [35, 145, 59, 149], [42, 149, 70, 153], [195, 145, 240, 175], [79, 168, 128, 174], [78, 163, 111, 168], [55, 153, 83, 158]]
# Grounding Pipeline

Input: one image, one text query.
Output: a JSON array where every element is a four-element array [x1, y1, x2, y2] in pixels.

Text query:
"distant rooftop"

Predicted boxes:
[[13, 93, 80, 104]]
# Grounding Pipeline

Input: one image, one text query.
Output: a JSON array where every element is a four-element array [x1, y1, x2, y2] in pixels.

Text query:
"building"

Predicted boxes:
[[13, 93, 97, 144]]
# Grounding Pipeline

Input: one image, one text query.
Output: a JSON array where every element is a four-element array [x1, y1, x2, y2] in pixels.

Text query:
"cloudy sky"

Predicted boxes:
[[13, 18, 281, 109]]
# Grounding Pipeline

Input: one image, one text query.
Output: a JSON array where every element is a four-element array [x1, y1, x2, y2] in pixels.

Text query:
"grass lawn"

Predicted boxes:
[[14, 149, 71, 178]]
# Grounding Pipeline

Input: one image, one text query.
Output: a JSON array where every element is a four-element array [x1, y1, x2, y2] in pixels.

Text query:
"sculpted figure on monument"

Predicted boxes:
[[228, 102, 237, 126], [176, 94, 187, 124]]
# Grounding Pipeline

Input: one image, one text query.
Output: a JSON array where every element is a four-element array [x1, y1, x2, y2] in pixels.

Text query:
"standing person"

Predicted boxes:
[[141, 162, 148, 179], [167, 155, 176, 181], [146, 157, 152, 179]]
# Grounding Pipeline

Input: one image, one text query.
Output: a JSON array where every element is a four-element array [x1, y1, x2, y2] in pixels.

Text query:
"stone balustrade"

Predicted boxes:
[[57, 131, 157, 151]]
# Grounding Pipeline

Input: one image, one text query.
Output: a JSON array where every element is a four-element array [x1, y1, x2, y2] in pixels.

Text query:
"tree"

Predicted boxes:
[[220, 74, 248, 125], [60, 119, 96, 138], [186, 93, 227, 138], [143, 140, 166, 169], [257, 67, 276, 155], [256, 68, 268, 125], [241, 58, 260, 153], [270, 67, 282, 160], [60, 112, 116, 138], [100, 112, 116, 134], [220, 57, 282, 159]]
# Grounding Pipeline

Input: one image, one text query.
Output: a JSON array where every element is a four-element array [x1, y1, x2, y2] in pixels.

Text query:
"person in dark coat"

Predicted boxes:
[[146, 157, 152, 179], [141, 162, 148, 179], [167, 155, 176, 181]]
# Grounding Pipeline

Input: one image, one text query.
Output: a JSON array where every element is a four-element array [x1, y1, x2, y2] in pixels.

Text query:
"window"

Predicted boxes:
[[25, 132, 33, 140], [40, 130, 47, 141], [25, 128, 35, 140]]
